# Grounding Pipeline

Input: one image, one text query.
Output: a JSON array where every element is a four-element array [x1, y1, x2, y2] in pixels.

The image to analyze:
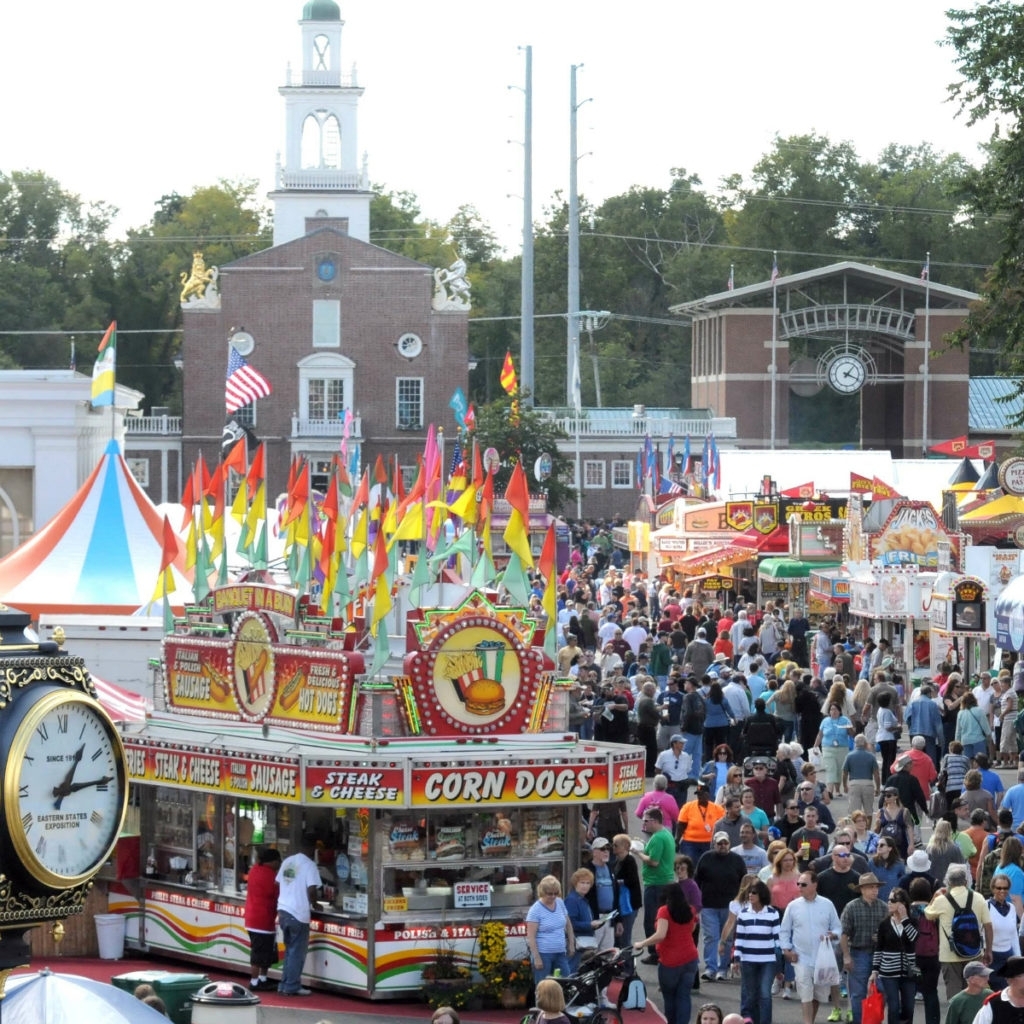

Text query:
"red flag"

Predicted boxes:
[[352, 468, 370, 509], [373, 454, 388, 485], [928, 435, 970, 457], [464, 403, 476, 431], [539, 522, 557, 580], [780, 482, 814, 499], [871, 476, 901, 499], [504, 460, 531, 525], [850, 472, 873, 494], [223, 437, 247, 476], [247, 444, 265, 500], [963, 440, 997, 461], [371, 521, 389, 584], [159, 514, 179, 574]]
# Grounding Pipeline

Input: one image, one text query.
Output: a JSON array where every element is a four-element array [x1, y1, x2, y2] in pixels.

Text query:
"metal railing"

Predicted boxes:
[[780, 304, 916, 341], [125, 415, 182, 435], [291, 415, 362, 437], [543, 414, 734, 439], [276, 168, 368, 190]]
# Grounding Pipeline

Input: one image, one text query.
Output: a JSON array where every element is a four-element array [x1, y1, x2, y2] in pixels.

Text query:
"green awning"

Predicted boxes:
[[757, 558, 842, 580]]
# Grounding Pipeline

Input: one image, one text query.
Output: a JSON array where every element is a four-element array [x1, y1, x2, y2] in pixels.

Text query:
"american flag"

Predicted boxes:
[[226, 347, 272, 414], [727, 264, 734, 291], [921, 256, 930, 281], [770, 253, 779, 284]]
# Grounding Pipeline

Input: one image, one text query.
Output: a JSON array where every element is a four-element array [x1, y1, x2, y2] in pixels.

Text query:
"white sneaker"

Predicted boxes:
[[782, 987, 792, 1000], [772, 979, 782, 996], [716, 971, 728, 981]]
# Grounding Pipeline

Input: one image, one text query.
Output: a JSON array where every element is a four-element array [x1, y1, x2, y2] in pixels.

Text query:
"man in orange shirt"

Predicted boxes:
[[963, 807, 993, 880], [676, 783, 725, 862]]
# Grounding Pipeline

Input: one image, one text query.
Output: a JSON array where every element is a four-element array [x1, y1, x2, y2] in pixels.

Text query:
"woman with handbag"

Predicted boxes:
[[612, 833, 643, 974], [869, 886, 918, 1024], [955, 692, 992, 760]]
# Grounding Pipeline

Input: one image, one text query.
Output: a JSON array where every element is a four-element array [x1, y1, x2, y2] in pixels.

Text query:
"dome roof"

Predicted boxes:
[[302, 0, 340, 20]]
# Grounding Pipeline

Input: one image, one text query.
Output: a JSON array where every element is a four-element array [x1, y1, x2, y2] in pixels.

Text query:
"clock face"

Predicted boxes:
[[316, 259, 337, 282], [396, 332, 423, 359], [4, 690, 127, 888], [827, 353, 867, 394]]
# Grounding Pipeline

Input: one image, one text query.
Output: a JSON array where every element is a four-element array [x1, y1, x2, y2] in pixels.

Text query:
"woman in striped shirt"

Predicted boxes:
[[732, 880, 781, 1024], [869, 887, 918, 1024]]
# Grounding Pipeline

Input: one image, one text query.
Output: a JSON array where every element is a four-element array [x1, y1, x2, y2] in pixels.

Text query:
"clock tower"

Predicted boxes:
[[270, 1, 373, 246]]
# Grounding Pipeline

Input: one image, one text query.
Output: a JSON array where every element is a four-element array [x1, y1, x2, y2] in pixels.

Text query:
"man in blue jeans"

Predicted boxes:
[[276, 835, 321, 996], [839, 873, 887, 1024], [694, 832, 747, 980]]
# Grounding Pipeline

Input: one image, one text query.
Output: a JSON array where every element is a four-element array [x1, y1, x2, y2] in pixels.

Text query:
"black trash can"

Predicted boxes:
[[190, 981, 260, 1023]]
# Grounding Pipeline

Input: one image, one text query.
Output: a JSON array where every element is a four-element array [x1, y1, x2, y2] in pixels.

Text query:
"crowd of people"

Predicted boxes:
[[540, 574, 1024, 1024]]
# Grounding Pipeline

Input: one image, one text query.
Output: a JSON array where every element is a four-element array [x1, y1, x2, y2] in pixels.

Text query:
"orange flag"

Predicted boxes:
[[247, 444, 265, 501]]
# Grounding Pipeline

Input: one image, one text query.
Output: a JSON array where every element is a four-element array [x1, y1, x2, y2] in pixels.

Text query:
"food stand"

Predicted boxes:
[[109, 584, 643, 997]]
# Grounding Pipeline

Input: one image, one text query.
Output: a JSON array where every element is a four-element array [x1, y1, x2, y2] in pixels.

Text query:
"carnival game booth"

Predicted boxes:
[[929, 573, 994, 678], [109, 584, 643, 998]]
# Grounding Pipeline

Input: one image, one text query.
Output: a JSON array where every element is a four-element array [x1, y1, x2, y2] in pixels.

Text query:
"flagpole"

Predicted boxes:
[[770, 251, 778, 450], [921, 251, 931, 456]]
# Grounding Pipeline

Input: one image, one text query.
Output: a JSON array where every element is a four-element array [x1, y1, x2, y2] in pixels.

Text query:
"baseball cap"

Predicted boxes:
[[670, 734, 685, 745], [713, 831, 730, 844], [963, 961, 993, 980], [590, 837, 611, 850]]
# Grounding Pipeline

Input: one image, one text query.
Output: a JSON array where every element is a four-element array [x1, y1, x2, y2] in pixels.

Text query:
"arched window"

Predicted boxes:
[[313, 33, 331, 71], [301, 111, 343, 169]]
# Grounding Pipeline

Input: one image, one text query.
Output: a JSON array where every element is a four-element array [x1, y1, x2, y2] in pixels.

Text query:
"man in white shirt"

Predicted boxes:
[[622, 617, 649, 656], [276, 835, 321, 996], [780, 871, 842, 1024], [723, 675, 751, 722]]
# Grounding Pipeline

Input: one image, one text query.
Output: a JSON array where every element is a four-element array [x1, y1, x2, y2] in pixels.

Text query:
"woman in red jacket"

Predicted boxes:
[[244, 846, 282, 991]]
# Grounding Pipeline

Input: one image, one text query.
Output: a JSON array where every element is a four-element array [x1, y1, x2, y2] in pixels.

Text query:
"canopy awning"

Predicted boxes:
[[93, 676, 150, 723], [808, 568, 853, 603], [758, 558, 842, 580], [666, 544, 759, 575]]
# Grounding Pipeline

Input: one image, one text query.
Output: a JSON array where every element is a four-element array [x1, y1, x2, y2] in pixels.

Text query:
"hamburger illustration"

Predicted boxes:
[[442, 639, 508, 716]]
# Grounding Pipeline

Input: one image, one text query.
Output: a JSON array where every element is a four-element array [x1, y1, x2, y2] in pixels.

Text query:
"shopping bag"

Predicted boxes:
[[813, 936, 841, 987], [808, 747, 823, 769], [862, 981, 885, 1024]]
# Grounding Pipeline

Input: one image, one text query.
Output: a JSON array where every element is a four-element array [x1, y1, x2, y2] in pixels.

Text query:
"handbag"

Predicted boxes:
[[813, 936, 841, 987], [618, 883, 634, 917], [862, 981, 885, 1024], [929, 790, 947, 820]]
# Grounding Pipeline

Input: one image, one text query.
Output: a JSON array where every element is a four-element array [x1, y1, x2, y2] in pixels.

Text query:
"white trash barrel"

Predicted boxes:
[[94, 913, 125, 959]]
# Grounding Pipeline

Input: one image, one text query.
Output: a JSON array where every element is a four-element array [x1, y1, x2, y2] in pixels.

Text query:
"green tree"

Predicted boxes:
[[112, 180, 270, 410], [946, 1, 1024, 414], [468, 395, 576, 514], [0, 170, 118, 369]]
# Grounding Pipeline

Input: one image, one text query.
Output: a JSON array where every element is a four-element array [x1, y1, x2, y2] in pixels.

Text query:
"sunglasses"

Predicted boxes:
[[835, 851, 850, 859], [787, 805, 799, 810], [994, 886, 1010, 892], [797, 882, 813, 888]]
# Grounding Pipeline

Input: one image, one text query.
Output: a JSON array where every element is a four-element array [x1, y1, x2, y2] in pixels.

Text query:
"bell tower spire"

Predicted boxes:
[[270, 1, 373, 245]]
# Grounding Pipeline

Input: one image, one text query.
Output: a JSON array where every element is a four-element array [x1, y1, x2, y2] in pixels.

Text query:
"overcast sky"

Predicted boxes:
[[1, 1, 993, 253]]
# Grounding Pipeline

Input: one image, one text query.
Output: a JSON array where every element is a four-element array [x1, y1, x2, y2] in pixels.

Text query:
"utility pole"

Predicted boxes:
[[520, 46, 535, 406], [567, 63, 582, 410]]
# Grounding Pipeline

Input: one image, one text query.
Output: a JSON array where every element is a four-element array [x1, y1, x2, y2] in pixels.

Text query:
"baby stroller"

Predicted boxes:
[[522, 946, 644, 1024], [743, 754, 779, 778]]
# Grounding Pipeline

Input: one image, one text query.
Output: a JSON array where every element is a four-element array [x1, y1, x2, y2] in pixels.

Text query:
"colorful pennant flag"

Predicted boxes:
[[91, 321, 117, 407]]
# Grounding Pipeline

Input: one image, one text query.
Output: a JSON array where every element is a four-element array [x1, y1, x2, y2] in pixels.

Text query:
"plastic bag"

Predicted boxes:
[[808, 747, 823, 769], [862, 981, 885, 1024], [813, 936, 841, 987]]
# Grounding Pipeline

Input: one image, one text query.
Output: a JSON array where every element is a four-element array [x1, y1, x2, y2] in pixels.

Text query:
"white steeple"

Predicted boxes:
[[270, 1, 373, 245]]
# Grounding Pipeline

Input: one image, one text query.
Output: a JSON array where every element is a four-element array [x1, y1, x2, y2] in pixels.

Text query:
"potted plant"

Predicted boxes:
[[476, 921, 532, 1008], [422, 931, 473, 1009]]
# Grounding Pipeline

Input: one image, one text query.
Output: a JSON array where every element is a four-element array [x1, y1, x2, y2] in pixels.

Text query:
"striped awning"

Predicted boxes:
[[93, 676, 150, 723], [664, 544, 758, 575]]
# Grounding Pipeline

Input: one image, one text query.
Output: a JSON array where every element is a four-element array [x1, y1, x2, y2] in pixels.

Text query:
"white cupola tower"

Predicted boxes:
[[269, 0, 373, 245]]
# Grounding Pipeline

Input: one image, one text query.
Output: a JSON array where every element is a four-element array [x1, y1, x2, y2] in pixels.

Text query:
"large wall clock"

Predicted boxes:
[[1, 686, 128, 890], [817, 346, 877, 395]]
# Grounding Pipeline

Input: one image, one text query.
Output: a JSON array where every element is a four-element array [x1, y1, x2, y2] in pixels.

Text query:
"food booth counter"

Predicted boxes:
[[107, 584, 644, 997]]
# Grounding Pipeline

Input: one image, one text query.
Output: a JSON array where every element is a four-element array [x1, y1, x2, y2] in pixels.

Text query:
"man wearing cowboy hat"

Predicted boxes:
[[840, 873, 888, 1024]]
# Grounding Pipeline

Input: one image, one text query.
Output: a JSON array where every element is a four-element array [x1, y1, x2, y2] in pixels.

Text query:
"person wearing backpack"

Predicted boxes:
[[908, 877, 940, 1024], [924, 864, 993, 997], [970, 955, 1024, 1024]]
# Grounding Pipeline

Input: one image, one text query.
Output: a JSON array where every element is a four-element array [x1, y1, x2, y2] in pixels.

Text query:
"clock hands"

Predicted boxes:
[[52, 745, 85, 809], [61, 775, 115, 795]]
